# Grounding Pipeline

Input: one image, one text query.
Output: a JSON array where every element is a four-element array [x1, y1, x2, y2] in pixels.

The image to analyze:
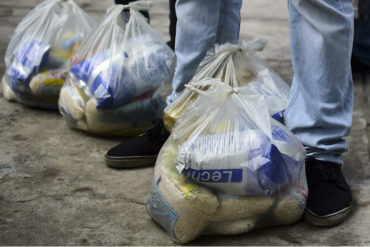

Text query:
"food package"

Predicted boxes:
[[59, 1, 175, 136], [147, 78, 308, 243], [175, 79, 306, 195], [2, 0, 94, 109], [146, 139, 220, 244], [164, 39, 290, 132]]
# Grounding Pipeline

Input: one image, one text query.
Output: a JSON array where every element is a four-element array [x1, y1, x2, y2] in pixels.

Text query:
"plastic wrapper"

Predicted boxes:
[[147, 79, 307, 244], [164, 39, 290, 132], [59, 1, 175, 136], [2, 0, 94, 109]]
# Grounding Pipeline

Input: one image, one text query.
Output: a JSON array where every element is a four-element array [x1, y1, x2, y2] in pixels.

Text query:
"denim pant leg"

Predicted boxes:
[[167, 0, 242, 103], [285, 0, 354, 164]]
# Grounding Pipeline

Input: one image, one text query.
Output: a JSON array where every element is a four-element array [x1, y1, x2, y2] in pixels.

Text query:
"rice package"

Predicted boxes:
[[147, 79, 307, 244], [59, 1, 175, 136], [2, 0, 94, 109], [164, 39, 290, 132]]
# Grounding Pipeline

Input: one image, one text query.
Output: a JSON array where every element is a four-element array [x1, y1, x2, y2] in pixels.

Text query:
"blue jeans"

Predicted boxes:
[[167, 0, 243, 102], [168, 0, 354, 165]]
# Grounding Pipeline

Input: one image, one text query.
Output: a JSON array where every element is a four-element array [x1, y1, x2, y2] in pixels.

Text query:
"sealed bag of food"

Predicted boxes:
[[164, 39, 290, 132], [146, 138, 219, 244], [175, 79, 305, 196], [2, 0, 94, 109], [59, 1, 175, 136], [147, 78, 307, 244]]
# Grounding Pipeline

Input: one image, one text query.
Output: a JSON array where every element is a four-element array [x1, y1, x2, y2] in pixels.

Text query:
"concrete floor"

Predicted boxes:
[[0, 0, 370, 245]]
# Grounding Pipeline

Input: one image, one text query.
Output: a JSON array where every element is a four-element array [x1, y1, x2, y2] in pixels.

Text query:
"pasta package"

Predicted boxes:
[[59, 1, 175, 136], [2, 0, 94, 109]]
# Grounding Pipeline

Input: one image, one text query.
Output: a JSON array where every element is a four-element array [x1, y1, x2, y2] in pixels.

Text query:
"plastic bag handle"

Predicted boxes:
[[185, 79, 272, 139], [240, 38, 267, 52], [121, 0, 152, 11], [211, 38, 268, 57]]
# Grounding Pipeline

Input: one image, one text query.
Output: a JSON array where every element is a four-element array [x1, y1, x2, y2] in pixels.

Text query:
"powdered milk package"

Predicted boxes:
[[147, 79, 307, 244], [164, 40, 290, 131], [2, 0, 94, 109], [59, 1, 175, 136]]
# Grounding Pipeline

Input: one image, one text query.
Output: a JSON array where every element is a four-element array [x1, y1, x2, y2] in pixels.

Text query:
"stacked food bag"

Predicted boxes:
[[147, 79, 307, 244], [164, 39, 290, 132], [58, 1, 175, 136], [2, 0, 94, 109]]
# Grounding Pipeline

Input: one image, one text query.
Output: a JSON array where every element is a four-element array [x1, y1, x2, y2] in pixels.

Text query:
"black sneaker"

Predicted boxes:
[[304, 158, 352, 227], [105, 119, 170, 169]]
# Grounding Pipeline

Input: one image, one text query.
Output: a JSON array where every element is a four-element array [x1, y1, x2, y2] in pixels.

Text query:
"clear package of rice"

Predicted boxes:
[[164, 39, 290, 132], [2, 0, 94, 109], [147, 78, 307, 244], [59, 1, 175, 136]]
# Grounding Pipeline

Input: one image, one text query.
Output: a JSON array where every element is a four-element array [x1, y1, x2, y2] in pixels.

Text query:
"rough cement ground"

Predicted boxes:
[[0, 0, 369, 245]]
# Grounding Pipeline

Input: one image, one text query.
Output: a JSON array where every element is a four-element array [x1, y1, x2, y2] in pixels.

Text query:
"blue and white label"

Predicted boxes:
[[182, 168, 243, 183]]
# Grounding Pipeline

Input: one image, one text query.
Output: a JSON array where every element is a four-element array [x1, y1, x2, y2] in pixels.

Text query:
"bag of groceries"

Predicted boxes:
[[2, 0, 94, 109], [59, 1, 175, 136], [164, 39, 290, 131], [147, 79, 307, 244]]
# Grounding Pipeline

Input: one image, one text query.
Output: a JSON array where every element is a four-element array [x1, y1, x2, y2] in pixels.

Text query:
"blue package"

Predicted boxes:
[[178, 124, 300, 195], [71, 53, 137, 109], [71, 49, 173, 109], [6, 40, 50, 92]]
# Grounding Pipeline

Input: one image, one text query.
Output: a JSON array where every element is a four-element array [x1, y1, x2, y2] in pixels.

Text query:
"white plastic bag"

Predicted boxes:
[[147, 78, 307, 244], [164, 40, 290, 131], [174, 79, 305, 195], [59, 1, 175, 136], [2, 0, 94, 109]]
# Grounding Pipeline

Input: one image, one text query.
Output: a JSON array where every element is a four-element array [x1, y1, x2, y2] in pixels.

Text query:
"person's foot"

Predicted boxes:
[[304, 158, 352, 227], [105, 119, 170, 169]]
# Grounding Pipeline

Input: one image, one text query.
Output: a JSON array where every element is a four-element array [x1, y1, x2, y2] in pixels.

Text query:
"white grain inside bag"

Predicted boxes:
[[205, 219, 257, 235], [212, 193, 273, 222], [146, 138, 219, 244]]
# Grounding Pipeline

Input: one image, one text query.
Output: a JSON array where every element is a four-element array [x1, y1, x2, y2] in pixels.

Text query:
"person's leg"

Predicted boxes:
[[351, 0, 370, 76], [167, 0, 242, 103], [105, 0, 243, 168], [285, 0, 354, 226], [167, 0, 177, 50]]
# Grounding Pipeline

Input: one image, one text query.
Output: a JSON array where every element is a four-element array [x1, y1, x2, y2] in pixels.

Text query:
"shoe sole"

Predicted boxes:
[[105, 155, 157, 169], [304, 204, 352, 227]]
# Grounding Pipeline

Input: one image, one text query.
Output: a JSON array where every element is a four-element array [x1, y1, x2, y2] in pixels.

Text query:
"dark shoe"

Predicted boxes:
[[105, 119, 170, 169], [304, 158, 352, 227]]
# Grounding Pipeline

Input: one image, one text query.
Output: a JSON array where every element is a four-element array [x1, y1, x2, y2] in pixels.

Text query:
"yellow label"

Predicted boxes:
[[173, 178, 200, 200], [53, 49, 73, 60], [71, 84, 88, 102], [44, 78, 65, 86], [168, 165, 200, 199]]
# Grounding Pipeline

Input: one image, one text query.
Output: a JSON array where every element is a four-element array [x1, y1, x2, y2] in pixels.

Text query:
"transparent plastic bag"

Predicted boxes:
[[147, 78, 307, 244], [164, 39, 290, 131], [59, 1, 175, 136], [2, 0, 94, 109]]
